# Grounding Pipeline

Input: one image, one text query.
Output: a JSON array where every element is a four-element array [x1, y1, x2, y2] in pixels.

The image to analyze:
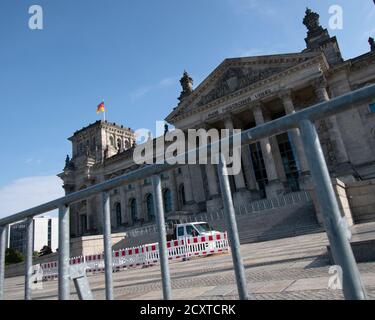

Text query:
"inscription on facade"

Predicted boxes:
[[205, 88, 274, 120]]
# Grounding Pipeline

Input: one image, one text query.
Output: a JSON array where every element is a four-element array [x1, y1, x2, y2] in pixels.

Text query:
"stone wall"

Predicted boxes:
[[346, 179, 375, 223], [70, 232, 126, 256], [308, 178, 375, 226], [306, 178, 353, 226]]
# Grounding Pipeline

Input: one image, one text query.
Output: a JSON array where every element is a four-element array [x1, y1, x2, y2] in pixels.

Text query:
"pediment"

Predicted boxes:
[[167, 52, 324, 123]]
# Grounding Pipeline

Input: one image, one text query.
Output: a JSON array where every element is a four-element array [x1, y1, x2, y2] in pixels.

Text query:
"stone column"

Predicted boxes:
[[223, 116, 247, 191], [313, 79, 350, 165], [120, 187, 127, 225], [170, 169, 179, 212], [182, 166, 194, 204], [205, 163, 223, 213], [253, 104, 284, 198], [136, 182, 143, 221], [263, 112, 287, 183], [241, 146, 258, 191], [205, 164, 220, 197], [279, 90, 310, 174]]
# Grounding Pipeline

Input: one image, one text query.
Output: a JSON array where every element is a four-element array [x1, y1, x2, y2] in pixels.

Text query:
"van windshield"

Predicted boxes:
[[194, 223, 212, 233]]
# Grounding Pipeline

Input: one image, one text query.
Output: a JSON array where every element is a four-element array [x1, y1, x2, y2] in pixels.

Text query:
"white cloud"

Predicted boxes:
[[229, 0, 277, 17], [159, 77, 177, 87], [24, 158, 43, 165], [0, 176, 64, 219], [130, 76, 177, 102], [130, 86, 153, 102]]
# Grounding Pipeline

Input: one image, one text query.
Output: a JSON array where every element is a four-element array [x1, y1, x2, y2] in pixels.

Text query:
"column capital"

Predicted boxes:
[[279, 89, 295, 114], [251, 101, 264, 114], [252, 103, 265, 126], [201, 122, 216, 130], [311, 77, 330, 102], [222, 113, 233, 122], [311, 76, 328, 91], [278, 88, 293, 102]]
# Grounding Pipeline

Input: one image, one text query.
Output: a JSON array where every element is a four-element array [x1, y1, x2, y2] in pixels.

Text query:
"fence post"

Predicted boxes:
[[58, 205, 70, 300], [217, 154, 252, 300], [152, 174, 172, 300], [0, 225, 6, 300], [24, 217, 34, 300], [102, 191, 114, 300], [299, 119, 367, 300]]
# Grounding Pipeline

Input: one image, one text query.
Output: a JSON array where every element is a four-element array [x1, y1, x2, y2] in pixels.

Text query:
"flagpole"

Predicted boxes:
[[103, 99, 106, 122]]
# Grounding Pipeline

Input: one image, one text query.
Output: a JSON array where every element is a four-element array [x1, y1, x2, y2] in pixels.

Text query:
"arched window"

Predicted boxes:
[[115, 202, 122, 227], [146, 194, 155, 221], [179, 184, 186, 207], [91, 137, 96, 151], [163, 189, 172, 213], [109, 136, 114, 146], [129, 198, 137, 223], [117, 138, 122, 150], [124, 139, 131, 150]]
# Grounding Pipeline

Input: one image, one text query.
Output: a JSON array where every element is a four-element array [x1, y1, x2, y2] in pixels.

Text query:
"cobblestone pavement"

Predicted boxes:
[[4, 232, 375, 300]]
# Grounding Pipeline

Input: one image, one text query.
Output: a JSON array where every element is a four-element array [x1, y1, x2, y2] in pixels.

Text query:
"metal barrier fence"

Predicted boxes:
[[38, 232, 229, 280], [1, 84, 375, 300]]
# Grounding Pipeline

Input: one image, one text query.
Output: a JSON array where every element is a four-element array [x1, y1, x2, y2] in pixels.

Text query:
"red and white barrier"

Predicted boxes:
[[35, 232, 229, 281]]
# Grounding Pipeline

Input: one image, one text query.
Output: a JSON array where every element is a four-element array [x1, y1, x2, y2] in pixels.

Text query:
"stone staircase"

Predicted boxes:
[[115, 191, 323, 248]]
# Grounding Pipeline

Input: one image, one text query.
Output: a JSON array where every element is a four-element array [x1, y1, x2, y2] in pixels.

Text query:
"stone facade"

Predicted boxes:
[[59, 9, 375, 239]]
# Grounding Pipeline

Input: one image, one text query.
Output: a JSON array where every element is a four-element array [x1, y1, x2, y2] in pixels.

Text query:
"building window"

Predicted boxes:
[[146, 194, 155, 221], [161, 173, 169, 180], [179, 184, 186, 206], [129, 198, 137, 224], [163, 189, 172, 213], [9, 223, 27, 255], [249, 143, 268, 198], [92, 137, 96, 151], [109, 136, 115, 146], [277, 133, 300, 192], [115, 203, 122, 227], [48, 219, 52, 248], [124, 139, 131, 150], [80, 214, 87, 235], [117, 138, 122, 150]]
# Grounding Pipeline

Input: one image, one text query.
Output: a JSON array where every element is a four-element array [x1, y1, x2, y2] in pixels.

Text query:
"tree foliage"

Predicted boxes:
[[5, 248, 24, 265]]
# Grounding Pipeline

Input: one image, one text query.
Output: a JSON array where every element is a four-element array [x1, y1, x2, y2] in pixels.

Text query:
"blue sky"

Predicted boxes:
[[0, 0, 374, 217]]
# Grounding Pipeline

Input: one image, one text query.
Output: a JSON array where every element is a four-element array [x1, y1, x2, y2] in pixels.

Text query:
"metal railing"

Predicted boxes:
[[1, 84, 375, 300]]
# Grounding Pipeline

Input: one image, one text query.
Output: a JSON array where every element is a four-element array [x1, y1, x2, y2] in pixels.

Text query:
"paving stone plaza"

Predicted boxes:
[[4, 226, 375, 300]]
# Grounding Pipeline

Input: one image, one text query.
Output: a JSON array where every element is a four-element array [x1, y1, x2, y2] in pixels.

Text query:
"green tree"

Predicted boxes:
[[5, 248, 24, 265]]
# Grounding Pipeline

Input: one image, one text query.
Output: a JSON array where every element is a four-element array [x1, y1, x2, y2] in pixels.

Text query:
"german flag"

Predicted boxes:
[[96, 101, 105, 114]]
